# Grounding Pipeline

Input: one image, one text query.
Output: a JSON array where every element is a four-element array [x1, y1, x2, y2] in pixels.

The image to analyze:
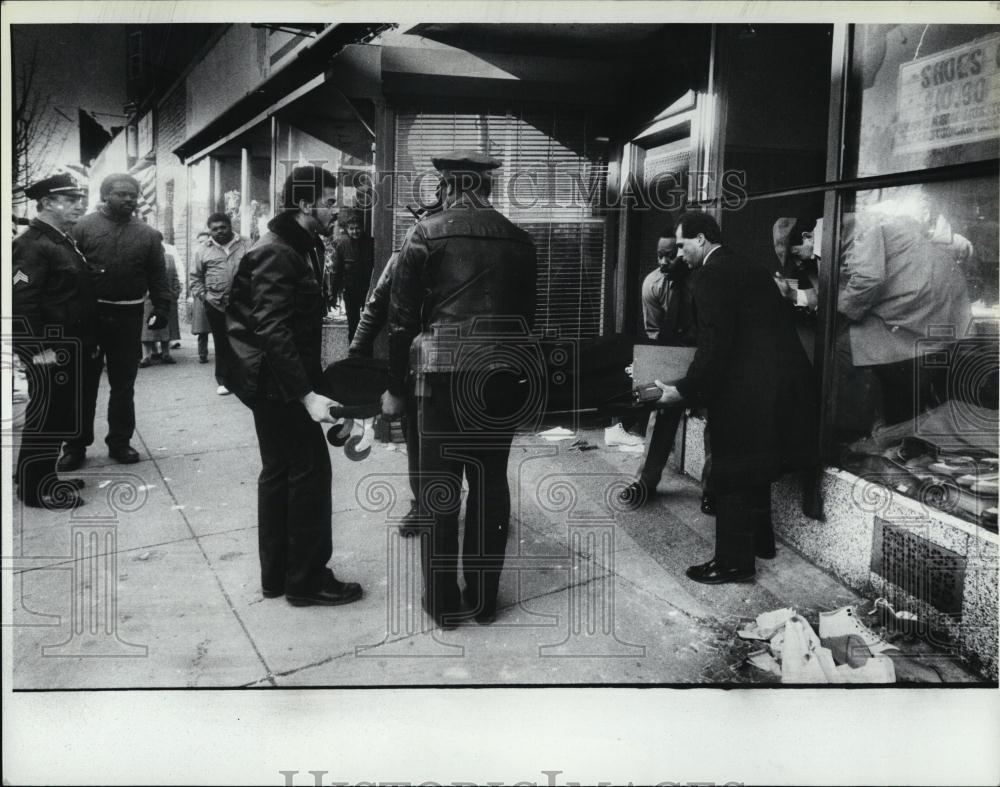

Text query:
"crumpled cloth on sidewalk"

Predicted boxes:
[[739, 606, 896, 684]]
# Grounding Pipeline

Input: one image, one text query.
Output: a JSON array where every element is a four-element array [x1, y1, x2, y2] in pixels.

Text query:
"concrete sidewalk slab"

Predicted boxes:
[[12, 537, 265, 689], [12, 473, 196, 570]]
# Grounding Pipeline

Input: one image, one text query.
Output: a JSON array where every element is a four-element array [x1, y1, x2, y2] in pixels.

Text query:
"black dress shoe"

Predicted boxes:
[[198, 356, 209, 364], [685, 558, 755, 585], [108, 445, 140, 464], [618, 480, 652, 511], [19, 490, 85, 510], [755, 543, 777, 560], [700, 493, 716, 516], [474, 608, 496, 626], [421, 595, 459, 630], [286, 575, 363, 607], [57, 451, 86, 472], [398, 500, 429, 537], [261, 587, 284, 599]]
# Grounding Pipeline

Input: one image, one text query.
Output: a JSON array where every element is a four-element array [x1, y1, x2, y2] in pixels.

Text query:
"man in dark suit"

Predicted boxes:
[[225, 165, 362, 607], [654, 211, 818, 584]]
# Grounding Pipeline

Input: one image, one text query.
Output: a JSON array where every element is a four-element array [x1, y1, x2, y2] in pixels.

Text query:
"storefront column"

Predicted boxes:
[[240, 146, 251, 238]]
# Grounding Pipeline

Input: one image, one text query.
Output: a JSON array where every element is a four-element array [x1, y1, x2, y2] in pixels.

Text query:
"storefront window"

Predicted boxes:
[[721, 192, 826, 363], [393, 104, 610, 339], [832, 175, 999, 529], [720, 24, 832, 195], [849, 24, 1000, 178], [274, 116, 375, 238]]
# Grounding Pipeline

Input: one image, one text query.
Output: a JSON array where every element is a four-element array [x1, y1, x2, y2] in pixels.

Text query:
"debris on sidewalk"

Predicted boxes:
[[568, 439, 598, 452], [734, 601, 957, 683], [739, 605, 898, 683], [538, 426, 575, 441]]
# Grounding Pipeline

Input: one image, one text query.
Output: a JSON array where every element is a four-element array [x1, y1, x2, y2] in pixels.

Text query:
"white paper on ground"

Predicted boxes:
[[538, 427, 574, 437]]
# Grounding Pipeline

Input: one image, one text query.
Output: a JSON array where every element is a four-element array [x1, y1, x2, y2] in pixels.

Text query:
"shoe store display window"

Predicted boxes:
[[830, 178, 998, 530], [827, 23, 1000, 531]]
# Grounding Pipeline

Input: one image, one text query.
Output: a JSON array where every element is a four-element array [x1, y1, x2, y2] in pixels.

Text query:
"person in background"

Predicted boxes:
[[164, 241, 183, 350], [12, 168, 95, 508], [189, 213, 250, 395], [190, 230, 212, 363], [620, 226, 713, 514], [329, 209, 374, 342], [349, 182, 445, 538], [838, 190, 973, 426], [139, 243, 181, 366], [773, 217, 821, 364], [59, 173, 171, 470]]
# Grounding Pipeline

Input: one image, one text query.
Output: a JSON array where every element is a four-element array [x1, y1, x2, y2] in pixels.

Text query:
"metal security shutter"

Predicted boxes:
[[393, 103, 609, 339]]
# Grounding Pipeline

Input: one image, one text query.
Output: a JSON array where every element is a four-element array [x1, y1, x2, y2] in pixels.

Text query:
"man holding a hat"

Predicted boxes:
[[225, 164, 363, 608], [384, 150, 538, 627], [12, 168, 96, 508]]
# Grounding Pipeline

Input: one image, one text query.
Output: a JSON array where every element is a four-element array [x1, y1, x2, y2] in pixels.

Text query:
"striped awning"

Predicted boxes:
[[129, 158, 156, 221]]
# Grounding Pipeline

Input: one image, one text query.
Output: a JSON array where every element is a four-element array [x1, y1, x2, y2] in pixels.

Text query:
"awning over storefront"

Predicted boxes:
[[173, 23, 388, 162]]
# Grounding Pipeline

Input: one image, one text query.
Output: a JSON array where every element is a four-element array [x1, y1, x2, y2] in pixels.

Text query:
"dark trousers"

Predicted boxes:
[[405, 388, 420, 502], [252, 398, 333, 595], [637, 407, 712, 492], [714, 484, 773, 571], [344, 290, 364, 344], [418, 372, 524, 618], [66, 302, 144, 452], [204, 303, 234, 387], [17, 346, 82, 502], [196, 333, 209, 359]]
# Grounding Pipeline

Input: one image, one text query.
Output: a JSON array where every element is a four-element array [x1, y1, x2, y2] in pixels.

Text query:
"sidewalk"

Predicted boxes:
[[9, 339, 982, 687]]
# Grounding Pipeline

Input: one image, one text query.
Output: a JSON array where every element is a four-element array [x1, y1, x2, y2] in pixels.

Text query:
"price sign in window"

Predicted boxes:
[[850, 25, 1000, 177], [896, 33, 1000, 154]]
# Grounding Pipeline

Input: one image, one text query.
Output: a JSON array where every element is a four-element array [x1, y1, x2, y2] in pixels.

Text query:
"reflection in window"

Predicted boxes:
[[851, 25, 1000, 177], [833, 177, 999, 530]]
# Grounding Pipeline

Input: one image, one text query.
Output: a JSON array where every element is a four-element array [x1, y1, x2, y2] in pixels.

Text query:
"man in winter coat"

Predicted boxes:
[[189, 212, 250, 395], [225, 165, 362, 608], [58, 173, 171, 469]]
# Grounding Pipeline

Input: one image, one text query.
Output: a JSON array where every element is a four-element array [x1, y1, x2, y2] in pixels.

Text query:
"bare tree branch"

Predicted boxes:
[[12, 38, 61, 209]]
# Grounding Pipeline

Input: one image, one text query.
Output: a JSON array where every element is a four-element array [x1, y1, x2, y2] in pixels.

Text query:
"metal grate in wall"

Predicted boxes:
[[871, 517, 967, 615]]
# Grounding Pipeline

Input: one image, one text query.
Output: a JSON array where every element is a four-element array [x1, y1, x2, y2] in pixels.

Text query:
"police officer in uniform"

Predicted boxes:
[[383, 151, 538, 627], [12, 169, 97, 509]]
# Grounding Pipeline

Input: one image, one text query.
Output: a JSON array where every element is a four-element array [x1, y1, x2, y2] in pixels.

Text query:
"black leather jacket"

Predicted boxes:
[[386, 195, 538, 396], [224, 212, 327, 405], [348, 252, 397, 358], [12, 218, 98, 351]]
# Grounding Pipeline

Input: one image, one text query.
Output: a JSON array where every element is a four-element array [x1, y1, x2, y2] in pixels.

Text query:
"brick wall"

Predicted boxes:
[[155, 82, 189, 297]]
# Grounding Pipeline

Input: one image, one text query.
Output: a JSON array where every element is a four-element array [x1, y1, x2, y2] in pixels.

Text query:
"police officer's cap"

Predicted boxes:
[[431, 150, 501, 173], [25, 169, 87, 200]]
